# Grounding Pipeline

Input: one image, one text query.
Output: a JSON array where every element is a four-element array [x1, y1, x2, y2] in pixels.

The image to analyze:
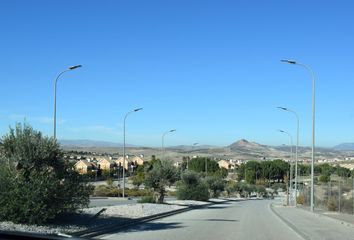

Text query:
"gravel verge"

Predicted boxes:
[[0, 202, 189, 235]]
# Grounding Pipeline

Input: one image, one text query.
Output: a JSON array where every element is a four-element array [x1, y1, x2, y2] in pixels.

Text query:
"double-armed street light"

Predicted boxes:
[[53, 65, 82, 139], [122, 107, 143, 198], [281, 59, 316, 212], [161, 129, 176, 160], [277, 107, 300, 206], [278, 129, 294, 206]]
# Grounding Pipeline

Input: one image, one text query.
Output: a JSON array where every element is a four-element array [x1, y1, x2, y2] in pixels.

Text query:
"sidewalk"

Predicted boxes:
[[300, 206, 354, 226], [271, 203, 354, 240]]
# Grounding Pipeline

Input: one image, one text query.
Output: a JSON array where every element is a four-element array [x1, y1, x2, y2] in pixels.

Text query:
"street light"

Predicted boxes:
[[161, 129, 176, 160], [278, 129, 294, 206], [281, 59, 316, 212], [122, 107, 143, 198], [53, 65, 82, 139], [278, 106, 300, 206]]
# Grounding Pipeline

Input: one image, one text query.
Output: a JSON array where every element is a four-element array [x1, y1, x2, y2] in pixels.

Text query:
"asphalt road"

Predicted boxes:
[[101, 200, 303, 240]]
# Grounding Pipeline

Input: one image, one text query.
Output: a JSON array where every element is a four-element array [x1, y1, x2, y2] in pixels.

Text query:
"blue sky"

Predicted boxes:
[[0, 1, 353, 147]]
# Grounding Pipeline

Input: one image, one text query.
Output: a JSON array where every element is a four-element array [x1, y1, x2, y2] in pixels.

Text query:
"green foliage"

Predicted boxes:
[[297, 195, 305, 205], [0, 123, 93, 224], [144, 160, 179, 203], [188, 157, 219, 174], [215, 167, 228, 179], [225, 181, 238, 197], [205, 175, 225, 198], [319, 174, 330, 183], [131, 171, 145, 189], [237, 160, 290, 184], [176, 171, 209, 201], [93, 185, 151, 197], [106, 177, 114, 186], [102, 170, 112, 178], [138, 195, 155, 203], [327, 197, 337, 211]]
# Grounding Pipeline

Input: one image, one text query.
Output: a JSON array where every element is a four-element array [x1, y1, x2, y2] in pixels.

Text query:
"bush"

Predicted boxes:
[[0, 124, 93, 224], [176, 171, 209, 201], [205, 175, 225, 198], [92, 186, 151, 197], [138, 195, 155, 203], [327, 198, 338, 211], [144, 160, 179, 203], [297, 195, 305, 205], [319, 174, 330, 183], [93, 185, 120, 197]]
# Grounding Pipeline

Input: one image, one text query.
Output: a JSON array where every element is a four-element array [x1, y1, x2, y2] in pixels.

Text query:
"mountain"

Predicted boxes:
[[333, 143, 354, 151], [228, 139, 275, 152], [59, 139, 136, 148]]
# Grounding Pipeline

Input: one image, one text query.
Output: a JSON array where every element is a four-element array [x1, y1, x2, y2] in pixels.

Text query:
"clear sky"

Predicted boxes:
[[0, 1, 353, 147]]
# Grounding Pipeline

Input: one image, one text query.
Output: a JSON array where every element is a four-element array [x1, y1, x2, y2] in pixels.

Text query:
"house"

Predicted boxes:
[[75, 160, 95, 174], [98, 158, 114, 171], [115, 156, 129, 170], [130, 156, 144, 166], [218, 159, 235, 170]]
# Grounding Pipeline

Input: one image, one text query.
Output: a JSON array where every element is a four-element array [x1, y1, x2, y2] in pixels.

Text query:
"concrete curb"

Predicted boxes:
[[269, 203, 309, 240], [72, 199, 236, 238]]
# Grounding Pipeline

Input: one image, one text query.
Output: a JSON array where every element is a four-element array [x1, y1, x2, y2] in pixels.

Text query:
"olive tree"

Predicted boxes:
[[144, 159, 179, 203], [0, 123, 93, 224]]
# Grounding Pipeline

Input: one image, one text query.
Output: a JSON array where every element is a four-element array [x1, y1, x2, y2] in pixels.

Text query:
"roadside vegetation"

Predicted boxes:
[[0, 123, 93, 224]]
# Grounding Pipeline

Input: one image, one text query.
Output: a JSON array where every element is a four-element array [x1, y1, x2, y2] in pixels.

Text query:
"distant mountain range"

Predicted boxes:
[[59, 139, 354, 157], [59, 139, 136, 148], [333, 143, 354, 151]]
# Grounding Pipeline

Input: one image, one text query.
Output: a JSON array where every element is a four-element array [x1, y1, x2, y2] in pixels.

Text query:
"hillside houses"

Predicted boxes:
[[74, 160, 96, 174], [74, 155, 145, 174]]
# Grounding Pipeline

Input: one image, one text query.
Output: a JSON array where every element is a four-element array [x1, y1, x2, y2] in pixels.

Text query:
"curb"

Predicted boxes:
[[71, 201, 226, 238], [269, 203, 309, 240], [71, 199, 237, 238]]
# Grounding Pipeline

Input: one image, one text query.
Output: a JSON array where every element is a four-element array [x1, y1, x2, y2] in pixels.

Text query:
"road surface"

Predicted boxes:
[[101, 199, 302, 240]]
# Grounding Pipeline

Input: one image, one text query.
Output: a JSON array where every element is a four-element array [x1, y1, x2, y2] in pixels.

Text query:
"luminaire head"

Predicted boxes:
[[277, 106, 288, 111], [281, 59, 296, 64], [134, 108, 143, 112], [170, 129, 176, 132], [69, 65, 82, 70]]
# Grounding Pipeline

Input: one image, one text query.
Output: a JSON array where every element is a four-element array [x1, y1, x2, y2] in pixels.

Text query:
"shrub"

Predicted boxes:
[[319, 174, 330, 183], [92, 186, 151, 197], [327, 198, 338, 211], [93, 185, 120, 197], [144, 160, 179, 203], [138, 195, 155, 203], [205, 175, 225, 198], [176, 171, 209, 201], [0, 124, 93, 224], [297, 195, 305, 205]]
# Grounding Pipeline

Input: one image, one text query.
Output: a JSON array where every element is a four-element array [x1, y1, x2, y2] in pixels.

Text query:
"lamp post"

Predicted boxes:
[[122, 107, 143, 198], [278, 107, 300, 206], [161, 129, 176, 160], [53, 65, 82, 139], [278, 129, 294, 206], [281, 59, 316, 212]]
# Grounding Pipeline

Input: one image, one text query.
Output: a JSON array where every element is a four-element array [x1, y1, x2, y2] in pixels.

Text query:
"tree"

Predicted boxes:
[[131, 171, 145, 189], [0, 123, 93, 224], [144, 159, 179, 203], [188, 157, 219, 174], [215, 167, 228, 179], [205, 175, 225, 197], [176, 171, 209, 201]]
